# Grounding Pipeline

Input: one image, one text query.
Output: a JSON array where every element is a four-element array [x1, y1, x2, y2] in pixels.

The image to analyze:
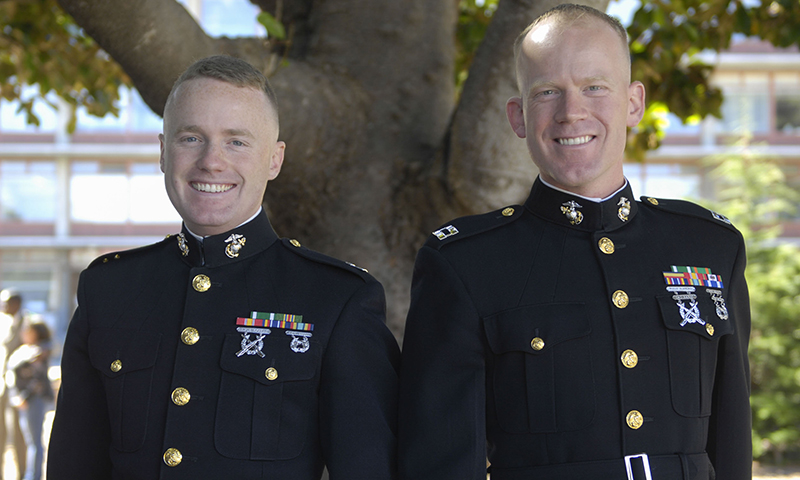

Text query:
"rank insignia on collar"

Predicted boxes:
[[177, 233, 189, 257], [706, 288, 729, 320], [663, 265, 723, 288], [667, 286, 704, 327], [346, 261, 369, 273], [711, 211, 731, 224], [617, 197, 631, 222], [561, 201, 584, 225], [225, 234, 246, 259], [433, 225, 459, 240]]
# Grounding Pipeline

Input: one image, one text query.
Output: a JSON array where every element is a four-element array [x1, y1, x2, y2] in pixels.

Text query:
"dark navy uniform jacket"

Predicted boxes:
[[48, 211, 400, 480], [399, 178, 751, 480]]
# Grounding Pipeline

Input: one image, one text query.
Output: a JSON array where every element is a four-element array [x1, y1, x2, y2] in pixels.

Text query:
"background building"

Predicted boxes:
[[1, 3, 799, 343]]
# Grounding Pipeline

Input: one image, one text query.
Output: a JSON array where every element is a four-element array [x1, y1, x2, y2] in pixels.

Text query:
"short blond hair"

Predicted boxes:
[[165, 55, 279, 122], [513, 4, 630, 92]]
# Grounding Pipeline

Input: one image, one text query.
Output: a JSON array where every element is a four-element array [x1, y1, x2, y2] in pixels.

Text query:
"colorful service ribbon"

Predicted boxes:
[[662, 266, 723, 288], [236, 311, 313, 332]]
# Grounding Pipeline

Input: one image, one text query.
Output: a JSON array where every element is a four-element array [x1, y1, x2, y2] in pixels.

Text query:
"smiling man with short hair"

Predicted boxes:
[[49, 55, 400, 480], [399, 5, 752, 480]]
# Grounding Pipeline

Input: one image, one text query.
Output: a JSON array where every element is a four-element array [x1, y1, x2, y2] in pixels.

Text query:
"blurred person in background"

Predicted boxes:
[[6, 320, 54, 480], [0, 290, 28, 480]]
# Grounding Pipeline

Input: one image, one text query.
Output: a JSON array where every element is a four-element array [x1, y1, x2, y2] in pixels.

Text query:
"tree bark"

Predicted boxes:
[[57, 0, 609, 338]]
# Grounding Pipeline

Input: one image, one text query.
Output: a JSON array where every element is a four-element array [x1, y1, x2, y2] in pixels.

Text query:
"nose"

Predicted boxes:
[[554, 90, 588, 124], [197, 142, 226, 172]]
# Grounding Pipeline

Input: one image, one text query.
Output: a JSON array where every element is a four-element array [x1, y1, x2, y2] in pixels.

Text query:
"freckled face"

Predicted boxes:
[[506, 18, 645, 198], [160, 78, 284, 236]]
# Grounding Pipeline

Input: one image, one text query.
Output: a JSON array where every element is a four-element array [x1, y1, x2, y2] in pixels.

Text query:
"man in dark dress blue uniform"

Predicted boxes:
[[398, 5, 751, 480], [48, 55, 400, 480]]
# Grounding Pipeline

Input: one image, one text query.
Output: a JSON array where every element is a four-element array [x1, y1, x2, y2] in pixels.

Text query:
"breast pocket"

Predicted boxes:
[[215, 332, 320, 460], [483, 303, 594, 434], [88, 329, 161, 452], [657, 292, 734, 417]]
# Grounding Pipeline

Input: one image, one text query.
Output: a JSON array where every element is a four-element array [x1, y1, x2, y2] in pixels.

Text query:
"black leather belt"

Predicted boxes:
[[489, 452, 712, 480]]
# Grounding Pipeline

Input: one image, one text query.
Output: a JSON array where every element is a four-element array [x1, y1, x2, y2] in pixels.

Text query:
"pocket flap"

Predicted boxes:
[[219, 333, 318, 386], [657, 293, 734, 340], [88, 329, 161, 378], [483, 303, 590, 355]]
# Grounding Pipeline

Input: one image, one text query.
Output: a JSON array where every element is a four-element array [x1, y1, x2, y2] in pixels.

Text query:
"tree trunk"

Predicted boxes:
[[57, 0, 609, 339]]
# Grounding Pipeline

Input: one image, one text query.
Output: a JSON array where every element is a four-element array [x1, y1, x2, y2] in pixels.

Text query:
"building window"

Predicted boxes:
[[0, 161, 57, 222], [70, 161, 179, 224], [625, 163, 702, 200], [776, 95, 800, 135], [719, 92, 770, 134]]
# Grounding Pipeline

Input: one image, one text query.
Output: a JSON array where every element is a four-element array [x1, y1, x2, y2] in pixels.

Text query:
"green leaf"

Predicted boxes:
[[256, 12, 286, 40]]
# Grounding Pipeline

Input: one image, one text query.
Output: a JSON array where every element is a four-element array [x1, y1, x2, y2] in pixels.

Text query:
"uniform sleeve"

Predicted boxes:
[[319, 278, 400, 480], [706, 235, 752, 479], [398, 246, 487, 480], [47, 272, 113, 479]]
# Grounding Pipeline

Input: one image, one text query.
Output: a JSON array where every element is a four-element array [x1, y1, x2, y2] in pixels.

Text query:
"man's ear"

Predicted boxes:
[[506, 97, 527, 139], [268, 141, 286, 180], [158, 133, 166, 173], [627, 81, 646, 128]]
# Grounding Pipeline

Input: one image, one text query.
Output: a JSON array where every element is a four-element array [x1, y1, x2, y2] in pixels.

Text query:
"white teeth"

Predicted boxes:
[[192, 183, 233, 193], [558, 136, 592, 146]]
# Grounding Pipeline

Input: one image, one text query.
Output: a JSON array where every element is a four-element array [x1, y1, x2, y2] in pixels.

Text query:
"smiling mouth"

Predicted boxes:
[[557, 136, 594, 146], [191, 182, 234, 193]]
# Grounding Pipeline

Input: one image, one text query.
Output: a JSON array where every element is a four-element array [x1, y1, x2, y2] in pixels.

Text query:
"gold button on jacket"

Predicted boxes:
[[626, 410, 644, 430], [181, 327, 200, 345], [598, 237, 615, 254], [612, 290, 629, 309], [171, 387, 191, 406], [265, 367, 279, 381], [163, 448, 182, 467], [110, 359, 122, 373], [530, 337, 545, 351], [192, 274, 211, 292], [621, 349, 638, 369]]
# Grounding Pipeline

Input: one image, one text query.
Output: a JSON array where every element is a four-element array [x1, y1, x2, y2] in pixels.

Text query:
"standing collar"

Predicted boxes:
[[524, 177, 638, 232], [174, 209, 279, 267]]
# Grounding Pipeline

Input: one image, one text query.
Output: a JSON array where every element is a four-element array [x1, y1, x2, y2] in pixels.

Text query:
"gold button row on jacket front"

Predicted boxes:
[[181, 327, 200, 345], [530, 337, 545, 351], [110, 359, 122, 373], [598, 237, 615, 255], [621, 349, 638, 369], [192, 274, 211, 292], [171, 387, 191, 406], [626, 410, 644, 430], [163, 447, 182, 467], [612, 290, 629, 309], [265, 367, 279, 381]]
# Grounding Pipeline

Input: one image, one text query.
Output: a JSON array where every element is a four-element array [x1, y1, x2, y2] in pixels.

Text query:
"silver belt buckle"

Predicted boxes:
[[624, 453, 652, 480]]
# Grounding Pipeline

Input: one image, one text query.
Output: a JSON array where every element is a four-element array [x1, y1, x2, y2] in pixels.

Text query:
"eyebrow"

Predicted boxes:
[[174, 125, 255, 138], [526, 75, 613, 96]]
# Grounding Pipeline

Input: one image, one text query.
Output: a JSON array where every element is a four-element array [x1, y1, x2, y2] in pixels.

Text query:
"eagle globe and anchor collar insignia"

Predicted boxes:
[[524, 178, 639, 231], [236, 312, 314, 354], [225, 234, 246, 258], [561, 201, 584, 225]]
